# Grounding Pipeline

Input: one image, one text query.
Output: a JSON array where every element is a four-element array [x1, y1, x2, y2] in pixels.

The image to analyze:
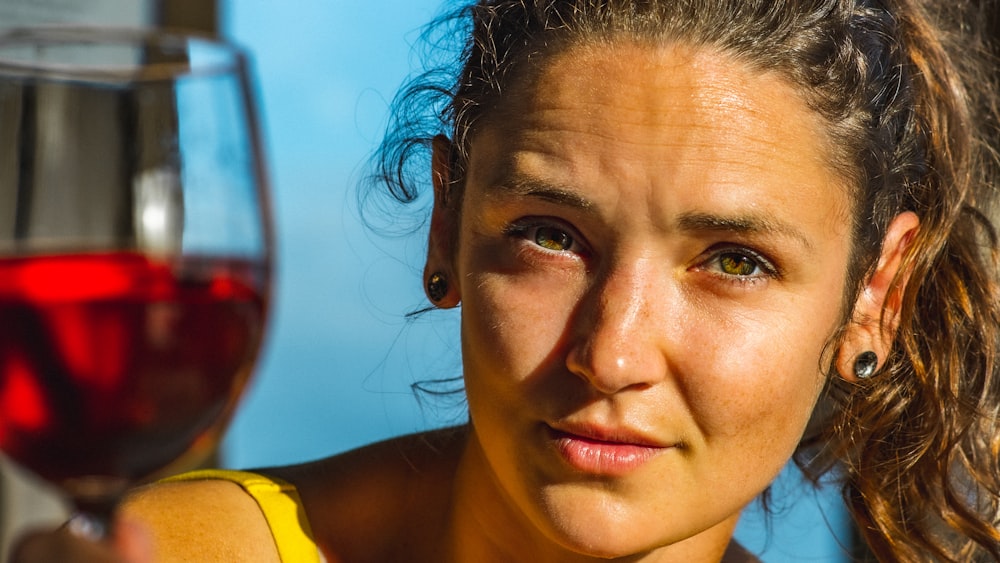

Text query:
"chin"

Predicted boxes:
[[536, 499, 686, 559], [531, 485, 738, 560]]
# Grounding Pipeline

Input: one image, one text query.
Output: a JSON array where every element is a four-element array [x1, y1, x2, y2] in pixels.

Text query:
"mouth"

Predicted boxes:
[[545, 424, 673, 476]]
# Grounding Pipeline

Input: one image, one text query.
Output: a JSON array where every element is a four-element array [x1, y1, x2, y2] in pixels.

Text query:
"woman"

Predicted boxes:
[[15, 0, 1000, 561]]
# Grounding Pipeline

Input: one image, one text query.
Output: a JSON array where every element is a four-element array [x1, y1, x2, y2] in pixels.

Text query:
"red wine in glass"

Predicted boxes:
[[0, 252, 267, 513]]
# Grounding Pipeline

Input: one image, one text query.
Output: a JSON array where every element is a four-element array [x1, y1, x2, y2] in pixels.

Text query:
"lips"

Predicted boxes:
[[546, 423, 672, 476]]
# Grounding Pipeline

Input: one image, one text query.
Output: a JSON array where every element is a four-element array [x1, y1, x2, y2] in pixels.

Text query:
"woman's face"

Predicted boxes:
[[440, 42, 854, 558]]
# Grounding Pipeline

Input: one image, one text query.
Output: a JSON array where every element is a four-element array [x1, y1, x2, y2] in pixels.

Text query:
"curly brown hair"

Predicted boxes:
[[369, 0, 1000, 559]]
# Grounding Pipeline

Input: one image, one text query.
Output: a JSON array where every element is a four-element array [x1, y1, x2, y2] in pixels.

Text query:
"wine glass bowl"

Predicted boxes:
[[0, 27, 272, 526]]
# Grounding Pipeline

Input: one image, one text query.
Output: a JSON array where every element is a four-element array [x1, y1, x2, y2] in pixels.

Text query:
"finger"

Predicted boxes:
[[111, 516, 154, 562]]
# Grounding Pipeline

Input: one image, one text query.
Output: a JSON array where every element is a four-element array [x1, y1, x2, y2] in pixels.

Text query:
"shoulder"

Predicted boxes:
[[121, 476, 281, 562], [267, 426, 467, 562], [119, 427, 466, 563]]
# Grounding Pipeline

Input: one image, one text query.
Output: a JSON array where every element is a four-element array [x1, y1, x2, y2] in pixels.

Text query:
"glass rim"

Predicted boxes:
[[0, 25, 249, 83]]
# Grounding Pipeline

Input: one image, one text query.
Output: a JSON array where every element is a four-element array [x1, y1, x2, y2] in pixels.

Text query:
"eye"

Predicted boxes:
[[504, 219, 588, 257], [534, 226, 574, 251], [718, 252, 760, 276], [704, 247, 778, 280]]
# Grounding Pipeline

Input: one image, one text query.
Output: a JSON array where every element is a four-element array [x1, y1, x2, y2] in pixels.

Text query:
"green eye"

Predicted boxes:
[[535, 227, 574, 251], [719, 252, 758, 276]]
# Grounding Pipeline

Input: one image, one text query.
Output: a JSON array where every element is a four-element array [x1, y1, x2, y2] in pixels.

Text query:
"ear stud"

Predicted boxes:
[[853, 351, 878, 379], [427, 272, 448, 303]]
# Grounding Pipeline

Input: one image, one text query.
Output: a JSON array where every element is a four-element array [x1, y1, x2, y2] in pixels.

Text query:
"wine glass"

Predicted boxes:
[[0, 27, 273, 537]]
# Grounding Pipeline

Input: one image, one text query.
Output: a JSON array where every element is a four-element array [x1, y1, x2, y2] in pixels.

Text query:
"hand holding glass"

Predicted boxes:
[[0, 28, 273, 535]]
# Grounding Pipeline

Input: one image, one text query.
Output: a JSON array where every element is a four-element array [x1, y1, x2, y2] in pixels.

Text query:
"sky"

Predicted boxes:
[[219, 0, 459, 465], [217, 1, 852, 560]]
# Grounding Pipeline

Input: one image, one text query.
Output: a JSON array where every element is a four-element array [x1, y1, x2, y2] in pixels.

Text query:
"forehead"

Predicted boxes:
[[497, 41, 825, 163], [468, 41, 850, 229]]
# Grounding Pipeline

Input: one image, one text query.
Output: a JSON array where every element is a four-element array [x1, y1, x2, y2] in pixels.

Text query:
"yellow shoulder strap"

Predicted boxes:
[[161, 469, 321, 563]]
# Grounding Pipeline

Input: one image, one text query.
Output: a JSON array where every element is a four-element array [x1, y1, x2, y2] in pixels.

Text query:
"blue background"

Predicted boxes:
[[219, 1, 853, 560]]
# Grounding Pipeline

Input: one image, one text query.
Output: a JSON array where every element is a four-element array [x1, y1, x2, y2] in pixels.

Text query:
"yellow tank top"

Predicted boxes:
[[161, 469, 321, 563]]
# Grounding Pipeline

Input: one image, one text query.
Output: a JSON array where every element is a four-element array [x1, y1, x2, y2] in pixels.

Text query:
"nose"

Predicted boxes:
[[565, 259, 671, 394]]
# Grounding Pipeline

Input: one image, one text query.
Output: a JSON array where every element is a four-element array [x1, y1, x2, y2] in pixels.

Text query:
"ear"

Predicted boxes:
[[423, 135, 461, 308], [836, 211, 920, 381]]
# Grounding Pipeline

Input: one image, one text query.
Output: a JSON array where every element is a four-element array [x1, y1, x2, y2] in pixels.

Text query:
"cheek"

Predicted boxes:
[[677, 301, 832, 456], [460, 268, 582, 390]]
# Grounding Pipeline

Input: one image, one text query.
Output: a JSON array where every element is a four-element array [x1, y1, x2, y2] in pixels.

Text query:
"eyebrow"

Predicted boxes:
[[676, 211, 814, 251], [490, 177, 595, 210]]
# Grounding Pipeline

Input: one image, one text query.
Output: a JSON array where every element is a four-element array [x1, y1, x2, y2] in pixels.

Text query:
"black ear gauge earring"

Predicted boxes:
[[427, 272, 449, 303], [853, 351, 878, 379]]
